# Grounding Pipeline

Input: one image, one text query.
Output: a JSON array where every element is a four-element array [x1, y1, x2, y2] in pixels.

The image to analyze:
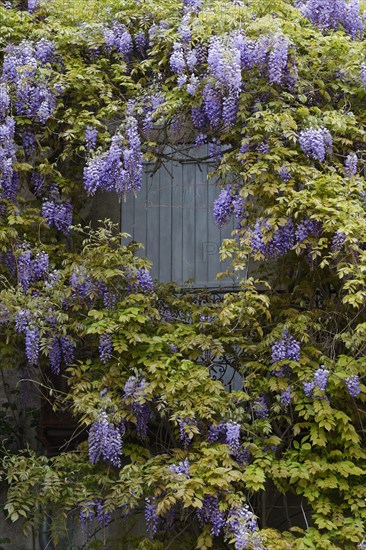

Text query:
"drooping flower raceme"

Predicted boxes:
[[226, 505, 264, 550], [207, 36, 242, 92], [99, 334, 113, 364], [314, 367, 329, 391], [103, 21, 133, 56], [268, 33, 289, 85], [345, 152, 358, 176], [18, 248, 49, 292], [196, 495, 226, 537], [300, 0, 363, 39], [88, 410, 124, 467], [271, 329, 301, 363], [299, 127, 333, 162], [124, 376, 150, 438], [83, 117, 142, 196], [345, 375, 361, 397]]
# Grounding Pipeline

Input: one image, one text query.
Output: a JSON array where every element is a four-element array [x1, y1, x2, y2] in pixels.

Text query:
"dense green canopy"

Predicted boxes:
[[0, 0, 366, 548]]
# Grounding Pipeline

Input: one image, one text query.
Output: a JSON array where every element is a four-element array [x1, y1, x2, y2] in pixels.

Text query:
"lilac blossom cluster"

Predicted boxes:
[[79, 499, 111, 529], [249, 219, 295, 258], [103, 21, 133, 56], [169, 458, 190, 479], [345, 375, 361, 397], [2, 40, 59, 123], [226, 505, 264, 550], [123, 376, 150, 438], [15, 310, 40, 366], [196, 495, 226, 536], [88, 410, 124, 467], [178, 417, 198, 447], [345, 152, 358, 176], [213, 185, 245, 228], [295, 218, 322, 243], [0, 116, 18, 200], [83, 117, 142, 196], [299, 0, 363, 39], [299, 126, 333, 162], [18, 248, 49, 292], [145, 498, 159, 537], [303, 366, 330, 397], [48, 336, 75, 374], [42, 194, 73, 234], [331, 231, 346, 253], [272, 329, 301, 363], [99, 334, 113, 364]]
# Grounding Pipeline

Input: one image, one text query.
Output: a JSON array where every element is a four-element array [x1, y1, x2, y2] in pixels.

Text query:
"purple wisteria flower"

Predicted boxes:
[[42, 195, 73, 234], [272, 329, 301, 363], [279, 164, 291, 182], [207, 36, 242, 92], [145, 498, 159, 537], [225, 421, 241, 453], [83, 117, 142, 196], [208, 422, 227, 443], [299, 127, 333, 162], [99, 334, 113, 364], [169, 458, 190, 479], [213, 186, 245, 227], [250, 219, 295, 258], [203, 83, 222, 127], [25, 326, 40, 366], [303, 380, 315, 397], [124, 376, 150, 438], [268, 33, 289, 85], [88, 410, 123, 467], [136, 268, 155, 293], [361, 63, 366, 88], [346, 375, 361, 397], [295, 218, 322, 243], [331, 231, 346, 252], [300, 0, 363, 39], [85, 126, 98, 151], [178, 417, 197, 447], [196, 495, 226, 536], [18, 249, 49, 292], [0, 116, 18, 200], [280, 387, 291, 407], [103, 21, 133, 56], [226, 505, 264, 550], [314, 367, 329, 391], [345, 152, 358, 176], [253, 395, 269, 419], [3, 40, 59, 123]]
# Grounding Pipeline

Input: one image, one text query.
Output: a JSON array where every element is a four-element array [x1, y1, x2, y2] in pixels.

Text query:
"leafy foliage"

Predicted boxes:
[[0, 0, 366, 548]]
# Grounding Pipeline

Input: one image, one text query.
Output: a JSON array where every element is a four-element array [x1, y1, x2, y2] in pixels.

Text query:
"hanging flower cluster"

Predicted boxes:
[[18, 248, 49, 292], [213, 185, 245, 227], [48, 336, 75, 375], [103, 21, 133, 56], [2, 39, 59, 123], [88, 410, 124, 467], [83, 116, 143, 196], [123, 376, 151, 438], [299, 0, 364, 39], [299, 126, 333, 162], [249, 219, 295, 258]]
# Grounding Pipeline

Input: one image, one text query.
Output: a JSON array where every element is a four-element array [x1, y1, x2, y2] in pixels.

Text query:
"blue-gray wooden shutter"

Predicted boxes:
[[121, 146, 242, 288]]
